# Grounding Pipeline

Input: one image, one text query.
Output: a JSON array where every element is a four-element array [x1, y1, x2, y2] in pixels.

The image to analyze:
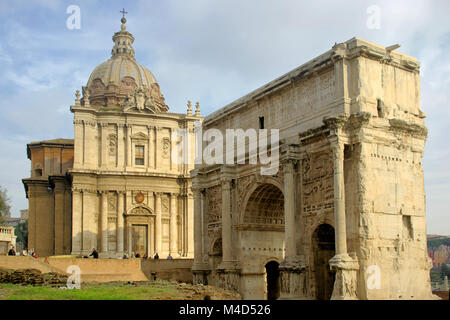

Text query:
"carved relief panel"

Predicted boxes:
[[303, 151, 334, 214], [236, 175, 254, 215], [162, 137, 171, 160], [207, 185, 222, 227], [108, 192, 117, 216]]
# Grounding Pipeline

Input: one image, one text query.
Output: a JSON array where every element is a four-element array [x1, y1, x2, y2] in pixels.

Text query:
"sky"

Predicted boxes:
[[0, 0, 449, 234]]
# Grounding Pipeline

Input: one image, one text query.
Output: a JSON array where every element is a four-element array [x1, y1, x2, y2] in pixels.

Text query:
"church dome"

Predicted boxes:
[[86, 56, 158, 89], [82, 17, 168, 112]]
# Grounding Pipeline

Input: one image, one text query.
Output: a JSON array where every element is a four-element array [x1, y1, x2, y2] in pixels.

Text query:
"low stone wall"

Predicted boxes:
[[0, 268, 68, 286], [141, 259, 193, 283], [0, 256, 66, 274], [0, 256, 194, 284], [39, 257, 148, 283]]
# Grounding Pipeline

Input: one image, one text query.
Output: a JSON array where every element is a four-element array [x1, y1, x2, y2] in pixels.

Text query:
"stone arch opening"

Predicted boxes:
[[312, 223, 335, 300], [210, 238, 222, 265], [265, 260, 280, 300], [238, 183, 285, 299], [243, 183, 284, 225]]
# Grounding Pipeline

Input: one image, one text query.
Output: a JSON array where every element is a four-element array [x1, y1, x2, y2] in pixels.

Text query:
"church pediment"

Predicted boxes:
[[127, 205, 153, 216], [131, 132, 148, 140]]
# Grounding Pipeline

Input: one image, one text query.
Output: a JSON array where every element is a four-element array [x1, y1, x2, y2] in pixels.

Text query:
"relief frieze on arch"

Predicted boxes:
[[302, 151, 334, 215]]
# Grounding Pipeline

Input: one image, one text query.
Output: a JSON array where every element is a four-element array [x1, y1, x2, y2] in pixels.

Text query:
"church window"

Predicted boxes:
[[135, 145, 145, 165]]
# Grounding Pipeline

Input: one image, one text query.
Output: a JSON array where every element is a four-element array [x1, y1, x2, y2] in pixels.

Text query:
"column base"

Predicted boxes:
[[192, 265, 210, 285], [329, 253, 359, 300], [279, 255, 309, 300], [216, 262, 240, 292]]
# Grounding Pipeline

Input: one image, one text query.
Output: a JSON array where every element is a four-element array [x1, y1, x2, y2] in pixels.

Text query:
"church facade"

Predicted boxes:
[[191, 38, 434, 299], [23, 17, 201, 258]]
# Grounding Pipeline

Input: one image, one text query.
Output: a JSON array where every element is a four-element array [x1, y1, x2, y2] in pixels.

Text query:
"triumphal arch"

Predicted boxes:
[[191, 38, 434, 299]]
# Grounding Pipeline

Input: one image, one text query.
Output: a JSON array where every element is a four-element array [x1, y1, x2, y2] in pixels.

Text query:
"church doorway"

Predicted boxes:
[[131, 224, 148, 256], [125, 206, 154, 257], [265, 261, 280, 300], [312, 223, 335, 300]]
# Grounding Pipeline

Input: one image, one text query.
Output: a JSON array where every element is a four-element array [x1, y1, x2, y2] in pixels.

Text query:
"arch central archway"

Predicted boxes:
[[243, 183, 284, 226], [238, 182, 285, 299]]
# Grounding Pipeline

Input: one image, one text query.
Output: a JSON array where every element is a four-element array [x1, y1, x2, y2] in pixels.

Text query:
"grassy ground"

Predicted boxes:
[[0, 281, 184, 300]]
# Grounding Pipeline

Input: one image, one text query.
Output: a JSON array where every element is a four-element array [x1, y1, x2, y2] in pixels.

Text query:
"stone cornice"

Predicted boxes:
[[70, 105, 202, 122], [388, 118, 428, 138], [68, 168, 189, 179]]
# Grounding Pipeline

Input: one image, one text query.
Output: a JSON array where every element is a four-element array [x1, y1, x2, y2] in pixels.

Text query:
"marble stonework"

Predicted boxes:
[[191, 38, 434, 300]]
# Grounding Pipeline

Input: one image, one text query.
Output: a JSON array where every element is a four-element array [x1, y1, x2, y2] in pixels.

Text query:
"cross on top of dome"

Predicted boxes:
[[120, 8, 128, 28], [111, 10, 135, 58]]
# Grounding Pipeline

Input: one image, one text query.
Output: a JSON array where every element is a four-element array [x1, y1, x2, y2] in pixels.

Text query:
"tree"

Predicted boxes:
[[15, 220, 28, 250], [0, 186, 11, 225]]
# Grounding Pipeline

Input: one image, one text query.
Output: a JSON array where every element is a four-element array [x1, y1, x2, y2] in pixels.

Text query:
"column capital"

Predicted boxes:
[[281, 158, 298, 168], [192, 189, 202, 199], [100, 122, 109, 128], [323, 115, 347, 131], [221, 178, 232, 190], [280, 143, 301, 164]]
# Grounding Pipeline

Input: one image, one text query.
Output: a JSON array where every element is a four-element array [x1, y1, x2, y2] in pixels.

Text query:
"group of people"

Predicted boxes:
[[122, 251, 173, 260], [86, 248, 174, 260], [7, 246, 38, 258]]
